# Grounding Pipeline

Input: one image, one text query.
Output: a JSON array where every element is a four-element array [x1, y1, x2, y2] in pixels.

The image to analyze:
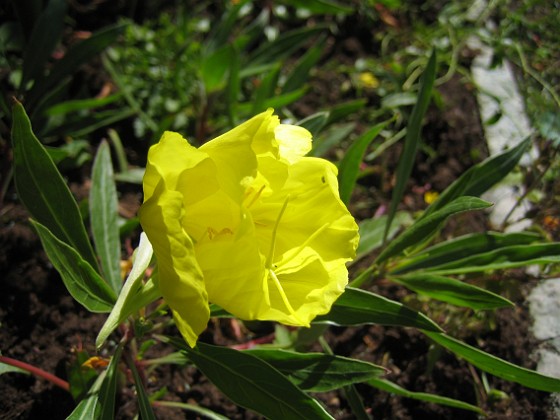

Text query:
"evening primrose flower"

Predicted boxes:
[[139, 109, 359, 346]]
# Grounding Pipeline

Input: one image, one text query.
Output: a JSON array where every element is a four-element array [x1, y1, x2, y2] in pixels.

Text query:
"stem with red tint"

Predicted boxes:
[[0, 355, 70, 392]]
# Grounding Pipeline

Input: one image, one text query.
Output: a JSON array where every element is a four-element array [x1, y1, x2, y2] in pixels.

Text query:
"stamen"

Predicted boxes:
[[268, 268, 305, 324], [281, 222, 331, 265], [266, 196, 290, 269], [245, 184, 266, 209]]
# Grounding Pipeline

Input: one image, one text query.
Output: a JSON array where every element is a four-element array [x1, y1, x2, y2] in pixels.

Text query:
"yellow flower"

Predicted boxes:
[[139, 109, 359, 346]]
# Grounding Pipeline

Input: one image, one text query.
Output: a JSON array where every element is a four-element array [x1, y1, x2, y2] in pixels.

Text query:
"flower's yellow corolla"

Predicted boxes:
[[139, 109, 359, 346]]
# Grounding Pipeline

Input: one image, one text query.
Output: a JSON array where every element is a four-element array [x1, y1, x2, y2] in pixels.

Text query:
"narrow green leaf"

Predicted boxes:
[[247, 26, 327, 67], [277, 0, 354, 14], [384, 50, 437, 243], [0, 362, 29, 376], [315, 287, 442, 332], [391, 231, 541, 274], [252, 65, 281, 114], [185, 343, 334, 419], [202, 44, 233, 93], [154, 401, 229, 420], [283, 37, 326, 93], [423, 331, 560, 392], [424, 243, 560, 275], [355, 212, 412, 261], [423, 137, 531, 218], [11, 101, 99, 269], [244, 349, 385, 392], [326, 99, 367, 125], [45, 94, 123, 116], [338, 120, 390, 204], [98, 344, 124, 420], [66, 370, 107, 420], [226, 44, 241, 127], [90, 141, 121, 293], [391, 273, 513, 310], [129, 355, 157, 420], [299, 112, 330, 138], [97, 233, 157, 349], [30, 220, 116, 313], [377, 196, 492, 264], [367, 378, 485, 414], [26, 23, 127, 109], [310, 123, 356, 157], [20, 0, 67, 89]]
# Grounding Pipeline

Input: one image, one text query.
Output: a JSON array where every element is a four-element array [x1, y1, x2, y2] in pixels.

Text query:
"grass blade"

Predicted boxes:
[[383, 49, 437, 243]]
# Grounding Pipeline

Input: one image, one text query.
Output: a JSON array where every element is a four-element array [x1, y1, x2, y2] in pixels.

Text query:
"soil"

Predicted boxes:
[[1, 3, 557, 420]]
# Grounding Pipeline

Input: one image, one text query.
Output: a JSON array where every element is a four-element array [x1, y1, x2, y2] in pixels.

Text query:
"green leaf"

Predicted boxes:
[[355, 212, 412, 261], [277, 0, 354, 14], [252, 64, 281, 114], [30, 220, 116, 312], [391, 273, 513, 310], [202, 44, 233, 93], [326, 99, 367, 125], [67, 370, 107, 420], [20, 0, 67, 89], [423, 137, 531, 218], [376, 196, 492, 264], [97, 344, 124, 419], [244, 349, 385, 392], [310, 123, 356, 157], [185, 343, 334, 419], [45, 94, 123, 116], [11, 101, 100, 269], [391, 231, 541, 274], [299, 112, 330, 138], [422, 242, 560, 275], [90, 141, 121, 293], [247, 26, 327, 67], [315, 287, 442, 332], [367, 378, 485, 414], [67, 351, 97, 401], [97, 233, 158, 349], [0, 362, 29, 376], [26, 23, 127, 109], [423, 331, 560, 392], [338, 120, 390, 204], [129, 354, 157, 420], [283, 37, 326, 93], [384, 50, 437, 243]]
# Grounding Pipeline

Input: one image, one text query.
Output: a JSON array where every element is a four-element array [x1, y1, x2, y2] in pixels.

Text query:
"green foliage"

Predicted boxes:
[[5, 1, 560, 419]]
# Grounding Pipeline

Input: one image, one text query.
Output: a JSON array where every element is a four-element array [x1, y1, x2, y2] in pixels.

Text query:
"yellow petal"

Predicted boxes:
[[274, 124, 312, 163], [196, 209, 269, 319], [139, 182, 209, 347], [200, 110, 277, 200], [143, 131, 208, 202]]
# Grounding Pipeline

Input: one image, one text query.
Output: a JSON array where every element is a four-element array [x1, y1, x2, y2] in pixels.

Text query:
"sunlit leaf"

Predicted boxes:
[[391, 231, 541, 274], [315, 287, 442, 332], [30, 220, 116, 312], [367, 378, 485, 414], [377, 196, 492, 264], [11, 101, 99, 269], [384, 50, 437, 242], [245, 349, 385, 392], [391, 273, 513, 310], [185, 343, 334, 419], [338, 120, 390, 204], [424, 331, 560, 392], [90, 141, 121, 293]]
